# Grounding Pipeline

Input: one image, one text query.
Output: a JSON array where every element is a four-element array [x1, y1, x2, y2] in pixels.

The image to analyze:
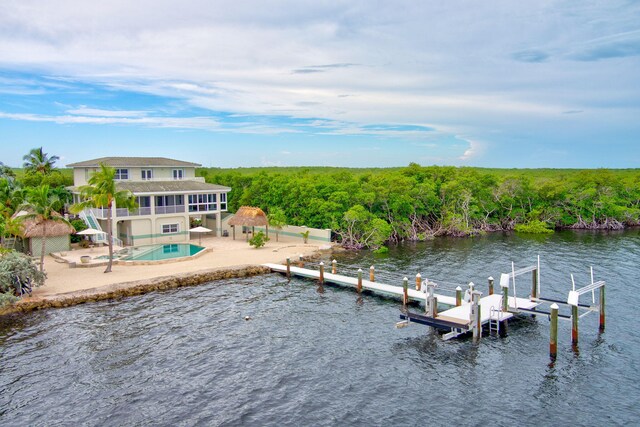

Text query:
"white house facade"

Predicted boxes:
[[68, 157, 230, 246]]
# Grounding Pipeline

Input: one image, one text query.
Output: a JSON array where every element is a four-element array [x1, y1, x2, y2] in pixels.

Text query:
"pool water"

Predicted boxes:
[[120, 243, 204, 261]]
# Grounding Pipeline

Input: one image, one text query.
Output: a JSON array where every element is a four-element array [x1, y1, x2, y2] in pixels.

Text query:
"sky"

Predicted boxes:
[[0, 1, 639, 169]]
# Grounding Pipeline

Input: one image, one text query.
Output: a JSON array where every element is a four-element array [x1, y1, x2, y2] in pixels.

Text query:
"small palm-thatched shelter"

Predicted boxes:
[[13, 211, 75, 255], [227, 206, 268, 240]]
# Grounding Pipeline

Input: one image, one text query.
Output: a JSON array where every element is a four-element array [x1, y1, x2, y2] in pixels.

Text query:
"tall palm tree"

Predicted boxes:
[[70, 164, 137, 273], [22, 147, 60, 175], [18, 185, 71, 272]]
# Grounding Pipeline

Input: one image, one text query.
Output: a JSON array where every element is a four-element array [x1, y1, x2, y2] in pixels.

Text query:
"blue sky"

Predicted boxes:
[[1, 1, 639, 168]]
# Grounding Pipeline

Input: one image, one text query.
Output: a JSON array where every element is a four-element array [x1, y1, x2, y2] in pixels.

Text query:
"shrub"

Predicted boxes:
[[70, 219, 87, 243], [0, 251, 46, 306], [249, 231, 269, 248], [514, 220, 554, 234]]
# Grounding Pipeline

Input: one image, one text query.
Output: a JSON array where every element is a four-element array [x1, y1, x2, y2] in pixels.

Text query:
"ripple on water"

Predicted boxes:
[[1, 230, 639, 426]]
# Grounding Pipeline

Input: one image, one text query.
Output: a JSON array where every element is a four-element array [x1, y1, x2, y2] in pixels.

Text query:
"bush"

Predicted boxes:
[[0, 251, 46, 306], [514, 220, 554, 234], [249, 231, 269, 248], [70, 219, 88, 243]]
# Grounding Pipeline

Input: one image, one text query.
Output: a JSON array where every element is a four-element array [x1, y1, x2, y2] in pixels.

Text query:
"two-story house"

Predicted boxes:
[[68, 157, 230, 246]]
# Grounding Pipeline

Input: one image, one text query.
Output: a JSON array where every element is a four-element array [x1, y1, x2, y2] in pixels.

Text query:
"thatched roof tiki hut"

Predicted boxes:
[[227, 206, 268, 241], [14, 212, 75, 255]]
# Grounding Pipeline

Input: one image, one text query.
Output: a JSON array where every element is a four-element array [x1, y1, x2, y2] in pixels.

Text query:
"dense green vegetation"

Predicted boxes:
[[199, 164, 640, 249]]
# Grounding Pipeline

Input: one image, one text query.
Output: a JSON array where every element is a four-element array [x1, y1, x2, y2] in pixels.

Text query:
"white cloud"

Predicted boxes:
[[458, 140, 483, 162], [0, 1, 638, 166]]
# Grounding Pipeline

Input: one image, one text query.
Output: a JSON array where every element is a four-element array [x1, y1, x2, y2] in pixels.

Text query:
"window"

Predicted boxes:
[[141, 169, 153, 180], [220, 193, 227, 210], [114, 169, 129, 180], [155, 195, 185, 214], [137, 196, 151, 208], [156, 195, 184, 206], [162, 224, 179, 234], [188, 193, 217, 212], [172, 169, 184, 180]]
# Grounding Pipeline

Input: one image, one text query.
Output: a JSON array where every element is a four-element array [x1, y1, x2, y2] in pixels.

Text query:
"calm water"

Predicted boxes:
[[1, 230, 639, 426]]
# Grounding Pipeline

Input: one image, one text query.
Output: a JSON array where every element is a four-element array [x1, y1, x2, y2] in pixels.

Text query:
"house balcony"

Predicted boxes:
[[91, 207, 154, 219], [91, 204, 224, 219]]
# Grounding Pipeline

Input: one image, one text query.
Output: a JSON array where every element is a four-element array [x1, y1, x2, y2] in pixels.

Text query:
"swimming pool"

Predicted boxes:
[[120, 243, 205, 261]]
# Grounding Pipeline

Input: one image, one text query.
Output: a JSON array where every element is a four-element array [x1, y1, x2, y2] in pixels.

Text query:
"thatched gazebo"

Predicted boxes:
[[14, 211, 75, 255], [227, 206, 268, 240]]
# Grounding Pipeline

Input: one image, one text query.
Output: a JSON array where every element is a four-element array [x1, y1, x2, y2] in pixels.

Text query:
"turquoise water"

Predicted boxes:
[[121, 243, 204, 261]]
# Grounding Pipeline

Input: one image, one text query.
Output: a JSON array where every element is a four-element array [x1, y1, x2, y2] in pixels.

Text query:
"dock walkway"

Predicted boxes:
[[265, 263, 540, 330], [263, 263, 457, 305]]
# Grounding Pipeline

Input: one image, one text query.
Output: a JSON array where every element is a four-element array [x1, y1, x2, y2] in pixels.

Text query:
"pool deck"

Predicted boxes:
[[2, 235, 330, 314]]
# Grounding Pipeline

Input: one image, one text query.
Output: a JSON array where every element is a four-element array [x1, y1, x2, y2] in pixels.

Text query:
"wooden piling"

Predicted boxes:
[[357, 269, 363, 293], [415, 273, 421, 291], [599, 285, 605, 332], [426, 282, 437, 317], [571, 304, 579, 345], [531, 269, 538, 300], [471, 291, 482, 341], [488, 276, 494, 296], [501, 282, 509, 312], [298, 254, 304, 268], [286, 257, 291, 279], [319, 262, 324, 284], [369, 265, 375, 282], [331, 259, 337, 275], [550, 303, 558, 360], [403, 277, 409, 307], [455, 286, 462, 306]]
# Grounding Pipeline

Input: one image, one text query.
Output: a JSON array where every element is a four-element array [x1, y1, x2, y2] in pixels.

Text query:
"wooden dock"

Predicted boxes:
[[264, 262, 543, 340], [263, 263, 457, 305], [264, 259, 607, 357]]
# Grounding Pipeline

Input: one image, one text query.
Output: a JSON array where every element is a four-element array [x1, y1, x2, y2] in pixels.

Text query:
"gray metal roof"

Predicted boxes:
[[68, 180, 230, 194], [66, 157, 201, 168]]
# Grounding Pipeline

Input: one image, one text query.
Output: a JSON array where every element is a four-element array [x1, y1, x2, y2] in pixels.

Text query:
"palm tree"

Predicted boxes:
[[23, 147, 60, 175], [70, 164, 137, 273], [0, 161, 15, 180], [18, 185, 71, 272], [267, 207, 287, 242]]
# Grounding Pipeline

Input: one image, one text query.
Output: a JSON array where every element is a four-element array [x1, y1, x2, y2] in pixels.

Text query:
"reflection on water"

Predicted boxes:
[[1, 230, 639, 426]]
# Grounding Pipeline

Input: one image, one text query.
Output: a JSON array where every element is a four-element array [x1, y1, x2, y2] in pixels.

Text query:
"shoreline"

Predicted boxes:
[[0, 236, 328, 317]]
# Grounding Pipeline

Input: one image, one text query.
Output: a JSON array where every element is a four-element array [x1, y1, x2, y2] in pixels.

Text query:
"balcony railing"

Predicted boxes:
[[92, 203, 224, 218], [92, 207, 153, 218], [155, 205, 186, 215]]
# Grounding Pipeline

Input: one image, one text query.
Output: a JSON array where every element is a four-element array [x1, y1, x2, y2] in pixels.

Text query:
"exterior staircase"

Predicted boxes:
[[79, 209, 123, 247]]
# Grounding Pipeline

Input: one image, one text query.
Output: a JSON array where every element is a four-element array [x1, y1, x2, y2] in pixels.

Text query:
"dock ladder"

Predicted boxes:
[[489, 306, 502, 335]]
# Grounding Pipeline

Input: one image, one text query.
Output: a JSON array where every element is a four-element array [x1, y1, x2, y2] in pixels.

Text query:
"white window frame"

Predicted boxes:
[[220, 193, 227, 210], [172, 169, 184, 180], [162, 223, 179, 234], [141, 169, 153, 180], [114, 168, 129, 180]]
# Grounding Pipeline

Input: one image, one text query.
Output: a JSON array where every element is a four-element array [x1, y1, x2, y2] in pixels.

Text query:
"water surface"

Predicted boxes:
[[1, 230, 638, 426]]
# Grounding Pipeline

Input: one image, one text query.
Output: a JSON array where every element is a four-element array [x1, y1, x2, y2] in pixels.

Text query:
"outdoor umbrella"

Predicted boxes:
[[189, 226, 212, 245], [76, 228, 106, 236], [76, 228, 106, 249]]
